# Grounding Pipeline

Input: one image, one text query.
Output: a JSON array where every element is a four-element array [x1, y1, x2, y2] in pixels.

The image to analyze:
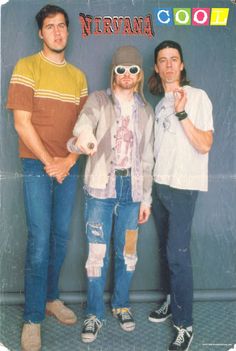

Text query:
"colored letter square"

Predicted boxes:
[[153, 8, 173, 26], [192, 8, 210, 26], [174, 8, 191, 26], [210, 8, 229, 26]]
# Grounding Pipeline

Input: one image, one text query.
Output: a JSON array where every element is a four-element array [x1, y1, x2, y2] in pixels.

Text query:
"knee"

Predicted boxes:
[[86, 221, 104, 240], [26, 245, 48, 272], [53, 220, 70, 240], [50, 231, 68, 248], [85, 221, 107, 278], [167, 247, 191, 271]]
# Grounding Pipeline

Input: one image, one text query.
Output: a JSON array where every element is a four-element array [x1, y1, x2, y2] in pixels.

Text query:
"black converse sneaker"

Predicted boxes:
[[168, 326, 193, 351], [148, 301, 172, 323], [112, 308, 135, 331], [81, 315, 102, 343]]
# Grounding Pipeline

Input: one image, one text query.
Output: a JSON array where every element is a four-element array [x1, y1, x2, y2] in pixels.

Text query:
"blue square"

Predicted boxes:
[[153, 8, 173, 26]]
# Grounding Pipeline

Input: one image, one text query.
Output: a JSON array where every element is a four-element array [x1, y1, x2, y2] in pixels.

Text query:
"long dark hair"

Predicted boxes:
[[36, 4, 69, 30], [148, 40, 189, 96]]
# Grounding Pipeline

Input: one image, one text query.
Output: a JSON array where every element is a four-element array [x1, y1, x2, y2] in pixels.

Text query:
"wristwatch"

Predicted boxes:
[[175, 110, 188, 121]]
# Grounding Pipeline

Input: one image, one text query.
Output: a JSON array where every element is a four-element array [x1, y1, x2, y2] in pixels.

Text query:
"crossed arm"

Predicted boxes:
[[13, 110, 78, 183]]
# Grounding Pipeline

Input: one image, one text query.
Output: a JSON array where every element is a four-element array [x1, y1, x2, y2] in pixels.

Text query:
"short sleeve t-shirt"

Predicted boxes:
[[153, 85, 214, 191], [7, 51, 88, 158]]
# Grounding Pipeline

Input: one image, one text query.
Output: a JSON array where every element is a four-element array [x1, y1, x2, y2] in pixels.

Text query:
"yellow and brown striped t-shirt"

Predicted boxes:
[[7, 51, 88, 158]]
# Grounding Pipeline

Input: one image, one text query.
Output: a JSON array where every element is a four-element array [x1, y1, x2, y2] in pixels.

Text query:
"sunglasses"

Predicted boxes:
[[114, 65, 141, 75]]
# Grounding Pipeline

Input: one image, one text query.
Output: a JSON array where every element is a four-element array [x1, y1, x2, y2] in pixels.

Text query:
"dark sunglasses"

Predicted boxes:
[[114, 65, 141, 75]]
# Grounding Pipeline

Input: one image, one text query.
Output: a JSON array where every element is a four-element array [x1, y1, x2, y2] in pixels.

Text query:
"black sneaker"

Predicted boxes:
[[81, 315, 102, 343], [112, 308, 135, 332], [148, 301, 172, 323], [168, 326, 193, 351]]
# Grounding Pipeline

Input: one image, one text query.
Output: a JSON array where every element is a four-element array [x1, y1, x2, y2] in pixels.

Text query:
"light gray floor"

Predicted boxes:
[[0, 301, 236, 351]]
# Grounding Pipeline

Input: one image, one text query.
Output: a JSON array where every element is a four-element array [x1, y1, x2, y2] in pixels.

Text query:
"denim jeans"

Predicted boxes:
[[84, 175, 140, 320], [22, 159, 79, 323], [152, 183, 198, 328]]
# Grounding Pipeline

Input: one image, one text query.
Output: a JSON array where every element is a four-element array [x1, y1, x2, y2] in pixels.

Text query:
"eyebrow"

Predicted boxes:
[[158, 55, 180, 60], [44, 21, 66, 27]]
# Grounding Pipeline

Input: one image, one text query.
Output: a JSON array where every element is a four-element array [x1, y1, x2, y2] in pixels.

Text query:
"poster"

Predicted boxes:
[[0, 0, 236, 350]]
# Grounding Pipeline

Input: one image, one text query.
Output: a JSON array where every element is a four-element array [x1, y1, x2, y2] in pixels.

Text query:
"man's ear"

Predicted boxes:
[[39, 30, 43, 39], [154, 64, 159, 74]]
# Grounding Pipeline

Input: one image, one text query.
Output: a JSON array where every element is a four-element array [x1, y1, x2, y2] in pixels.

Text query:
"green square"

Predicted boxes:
[[173, 8, 191, 25]]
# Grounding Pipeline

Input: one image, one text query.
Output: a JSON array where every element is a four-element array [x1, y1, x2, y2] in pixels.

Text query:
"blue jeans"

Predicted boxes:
[[22, 159, 79, 323], [152, 183, 198, 328], [84, 175, 140, 320]]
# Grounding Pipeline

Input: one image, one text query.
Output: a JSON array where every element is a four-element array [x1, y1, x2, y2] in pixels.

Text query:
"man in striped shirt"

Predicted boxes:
[[7, 4, 88, 351]]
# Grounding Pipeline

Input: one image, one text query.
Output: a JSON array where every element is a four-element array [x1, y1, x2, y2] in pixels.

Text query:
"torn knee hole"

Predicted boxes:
[[86, 222, 104, 238]]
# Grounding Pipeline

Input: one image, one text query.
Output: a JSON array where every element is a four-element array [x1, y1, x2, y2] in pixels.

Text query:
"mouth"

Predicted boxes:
[[121, 77, 132, 81], [54, 38, 63, 44]]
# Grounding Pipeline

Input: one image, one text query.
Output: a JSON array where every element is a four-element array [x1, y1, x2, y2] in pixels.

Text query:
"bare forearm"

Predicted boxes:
[[65, 152, 79, 166], [14, 111, 53, 165], [174, 88, 213, 154], [180, 118, 213, 154]]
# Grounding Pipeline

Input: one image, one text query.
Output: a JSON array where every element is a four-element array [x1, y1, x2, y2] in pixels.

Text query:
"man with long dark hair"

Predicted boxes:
[[148, 40, 214, 351], [7, 4, 88, 351]]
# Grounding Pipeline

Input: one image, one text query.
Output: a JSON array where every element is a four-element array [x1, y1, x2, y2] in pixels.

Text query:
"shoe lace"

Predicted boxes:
[[116, 308, 132, 321], [156, 301, 169, 314], [83, 316, 102, 332], [173, 327, 190, 346]]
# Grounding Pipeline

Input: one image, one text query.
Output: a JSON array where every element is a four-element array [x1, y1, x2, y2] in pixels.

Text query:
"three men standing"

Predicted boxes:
[[7, 3, 214, 350]]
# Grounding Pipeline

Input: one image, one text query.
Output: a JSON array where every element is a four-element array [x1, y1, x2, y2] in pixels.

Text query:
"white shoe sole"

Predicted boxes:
[[120, 323, 136, 332], [81, 326, 102, 343], [81, 336, 97, 343], [148, 313, 172, 323]]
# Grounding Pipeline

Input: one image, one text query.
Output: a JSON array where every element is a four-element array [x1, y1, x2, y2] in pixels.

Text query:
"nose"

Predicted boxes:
[[166, 59, 172, 67], [54, 25, 60, 35], [124, 70, 131, 77]]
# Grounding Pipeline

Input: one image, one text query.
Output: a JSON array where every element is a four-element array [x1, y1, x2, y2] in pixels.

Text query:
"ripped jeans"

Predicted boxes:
[[84, 175, 140, 320], [152, 183, 198, 328]]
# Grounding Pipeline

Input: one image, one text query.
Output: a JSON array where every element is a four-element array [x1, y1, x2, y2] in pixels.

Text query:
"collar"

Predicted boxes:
[[39, 51, 67, 66]]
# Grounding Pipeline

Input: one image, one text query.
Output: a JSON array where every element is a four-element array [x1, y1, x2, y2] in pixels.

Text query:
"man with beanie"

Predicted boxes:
[[69, 46, 154, 343]]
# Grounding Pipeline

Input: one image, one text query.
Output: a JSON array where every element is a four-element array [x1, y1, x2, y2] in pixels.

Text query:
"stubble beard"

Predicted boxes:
[[44, 41, 67, 54], [117, 79, 137, 90]]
